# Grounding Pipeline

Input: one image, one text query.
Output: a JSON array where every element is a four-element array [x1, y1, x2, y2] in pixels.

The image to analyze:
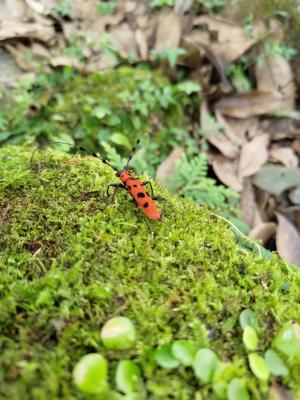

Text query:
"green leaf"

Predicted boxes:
[[101, 317, 136, 350], [273, 323, 300, 358], [239, 309, 259, 331], [253, 165, 300, 196], [264, 349, 289, 377], [93, 106, 111, 119], [227, 378, 250, 400], [115, 360, 141, 394], [243, 326, 258, 351], [289, 186, 300, 205], [177, 81, 201, 95], [171, 340, 197, 366], [248, 353, 270, 381], [0, 131, 11, 141], [192, 348, 219, 383], [72, 353, 108, 394], [110, 132, 131, 149], [154, 344, 181, 369]]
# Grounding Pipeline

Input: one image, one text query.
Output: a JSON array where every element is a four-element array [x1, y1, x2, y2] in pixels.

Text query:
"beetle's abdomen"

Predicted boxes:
[[125, 179, 161, 220]]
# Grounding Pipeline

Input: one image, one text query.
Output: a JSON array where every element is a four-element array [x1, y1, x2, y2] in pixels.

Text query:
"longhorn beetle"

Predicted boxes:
[[31, 140, 167, 221]]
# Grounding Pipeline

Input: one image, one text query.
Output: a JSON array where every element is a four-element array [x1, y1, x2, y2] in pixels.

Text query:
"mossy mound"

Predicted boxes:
[[1, 145, 300, 400]]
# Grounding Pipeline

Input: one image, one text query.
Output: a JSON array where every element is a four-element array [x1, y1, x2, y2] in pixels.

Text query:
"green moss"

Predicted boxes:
[[1, 144, 300, 399]]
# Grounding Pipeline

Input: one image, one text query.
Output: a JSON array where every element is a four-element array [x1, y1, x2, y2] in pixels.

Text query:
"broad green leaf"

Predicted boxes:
[[93, 106, 111, 119], [273, 323, 300, 358], [111, 133, 131, 149], [227, 378, 250, 400], [243, 326, 258, 351], [154, 344, 181, 369], [192, 348, 219, 383], [253, 165, 300, 196], [248, 353, 270, 381], [239, 309, 259, 331], [264, 349, 289, 377], [101, 317, 136, 350], [73, 353, 108, 394], [115, 360, 141, 394], [171, 340, 197, 366]]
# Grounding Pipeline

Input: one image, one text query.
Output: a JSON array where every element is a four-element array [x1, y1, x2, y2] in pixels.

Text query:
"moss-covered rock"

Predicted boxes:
[[1, 145, 300, 400]]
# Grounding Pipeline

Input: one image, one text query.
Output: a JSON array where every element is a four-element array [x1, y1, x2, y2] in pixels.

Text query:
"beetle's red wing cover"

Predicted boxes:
[[125, 179, 161, 220]]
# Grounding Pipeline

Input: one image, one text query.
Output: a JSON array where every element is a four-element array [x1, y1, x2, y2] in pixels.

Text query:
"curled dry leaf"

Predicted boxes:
[[0, 0, 27, 21], [215, 111, 244, 146], [239, 134, 269, 179], [240, 178, 263, 228], [269, 147, 299, 168], [156, 148, 184, 189], [249, 222, 277, 244], [155, 10, 181, 51], [276, 213, 300, 267], [212, 155, 242, 192], [201, 102, 239, 159], [0, 21, 55, 42], [269, 383, 295, 400], [50, 56, 83, 69], [110, 23, 137, 58], [292, 139, 300, 156], [135, 29, 148, 59], [256, 50, 295, 110], [214, 91, 285, 118], [193, 16, 266, 65]]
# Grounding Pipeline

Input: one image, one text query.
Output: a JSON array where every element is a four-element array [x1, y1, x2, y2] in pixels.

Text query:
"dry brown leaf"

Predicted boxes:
[[135, 29, 148, 59], [50, 56, 83, 69], [239, 134, 269, 179], [215, 111, 244, 145], [256, 50, 295, 110], [175, 0, 193, 14], [156, 148, 184, 188], [5, 43, 35, 71], [0, 21, 55, 42], [25, 0, 46, 14], [70, 0, 99, 20], [240, 178, 263, 228], [276, 213, 300, 267], [269, 147, 299, 168], [214, 91, 286, 118], [292, 138, 300, 156], [155, 10, 181, 51], [269, 383, 295, 400], [212, 155, 242, 192], [192, 16, 265, 65], [249, 222, 276, 243], [110, 23, 137, 58], [0, 0, 27, 21], [201, 102, 239, 159]]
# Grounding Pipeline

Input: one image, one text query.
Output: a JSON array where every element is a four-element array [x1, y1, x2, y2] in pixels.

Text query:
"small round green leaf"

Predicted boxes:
[[73, 353, 108, 394], [248, 353, 270, 381], [115, 360, 141, 394], [171, 340, 197, 366], [265, 349, 289, 377], [239, 309, 259, 331], [227, 378, 250, 400], [192, 348, 219, 383], [154, 344, 181, 369], [243, 325, 258, 351], [273, 323, 300, 358], [101, 317, 136, 350]]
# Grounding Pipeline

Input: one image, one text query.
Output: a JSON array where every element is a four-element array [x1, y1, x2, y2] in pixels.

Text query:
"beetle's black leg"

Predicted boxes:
[[141, 181, 154, 197], [106, 183, 127, 203]]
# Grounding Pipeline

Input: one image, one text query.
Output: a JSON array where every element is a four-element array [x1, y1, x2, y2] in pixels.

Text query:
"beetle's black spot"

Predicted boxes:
[[143, 202, 149, 208], [137, 192, 145, 198], [127, 185, 131, 190], [133, 184, 137, 187]]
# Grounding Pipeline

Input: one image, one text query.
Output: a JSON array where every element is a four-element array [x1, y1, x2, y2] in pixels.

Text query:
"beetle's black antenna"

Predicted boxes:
[[30, 141, 118, 171], [125, 138, 141, 170]]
